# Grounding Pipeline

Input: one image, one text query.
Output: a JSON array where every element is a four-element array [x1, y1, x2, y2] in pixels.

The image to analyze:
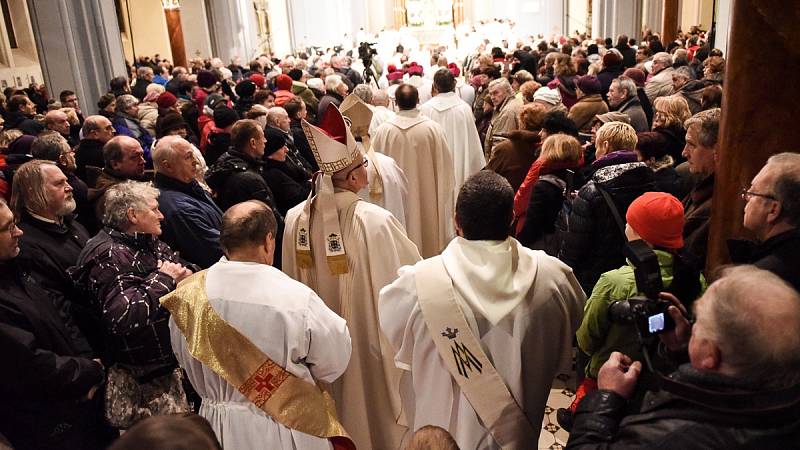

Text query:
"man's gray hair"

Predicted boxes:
[[137, 66, 153, 78], [115, 94, 138, 114], [698, 265, 800, 389], [325, 74, 344, 93], [766, 152, 800, 227], [673, 66, 695, 80], [611, 76, 637, 99], [352, 84, 373, 104], [266, 107, 288, 127], [488, 77, 514, 95], [652, 52, 672, 67], [102, 181, 160, 231], [371, 89, 389, 106], [684, 108, 721, 148], [31, 133, 69, 162]]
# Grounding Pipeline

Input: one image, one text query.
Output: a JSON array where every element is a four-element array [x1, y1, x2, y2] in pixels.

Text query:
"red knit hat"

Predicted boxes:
[[276, 74, 293, 91], [625, 192, 685, 250], [156, 91, 177, 109], [249, 73, 266, 89]]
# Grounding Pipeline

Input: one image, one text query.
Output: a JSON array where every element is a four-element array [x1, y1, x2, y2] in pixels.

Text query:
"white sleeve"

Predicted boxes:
[[303, 292, 352, 383], [378, 266, 419, 371]]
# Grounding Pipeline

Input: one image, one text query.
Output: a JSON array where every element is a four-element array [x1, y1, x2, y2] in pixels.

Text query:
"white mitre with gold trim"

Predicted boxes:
[[339, 94, 384, 198]]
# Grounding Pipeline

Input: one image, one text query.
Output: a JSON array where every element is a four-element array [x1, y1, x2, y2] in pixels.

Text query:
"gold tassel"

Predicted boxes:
[[327, 254, 348, 275], [296, 249, 313, 269]]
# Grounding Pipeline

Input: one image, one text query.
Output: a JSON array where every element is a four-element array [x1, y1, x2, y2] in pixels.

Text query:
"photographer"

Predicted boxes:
[[561, 192, 703, 427], [566, 265, 800, 449]]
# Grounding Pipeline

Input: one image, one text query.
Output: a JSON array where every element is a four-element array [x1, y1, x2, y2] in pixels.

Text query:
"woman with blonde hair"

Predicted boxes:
[[517, 134, 584, 253], [651, 95, 691, 162]]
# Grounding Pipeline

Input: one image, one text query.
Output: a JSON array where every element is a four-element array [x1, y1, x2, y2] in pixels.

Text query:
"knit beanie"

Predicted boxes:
[[213, 107, 239, 129], [576, 75, 601, 95], [156, 91, 178, 109], [625, 192, 685, 250], [249, 73, 266, 89], [156, 112, 187, 138], [533, 86, 561, 105], [602, 51, 623, 67], [264, 127, 286, 155], [276, 74, 293, 91], [623, 68, 647, 87], [235, 80, 257, 98]]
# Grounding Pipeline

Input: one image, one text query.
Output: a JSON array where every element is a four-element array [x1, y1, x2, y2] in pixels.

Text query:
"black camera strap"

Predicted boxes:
[[598, 186, 627, 238]]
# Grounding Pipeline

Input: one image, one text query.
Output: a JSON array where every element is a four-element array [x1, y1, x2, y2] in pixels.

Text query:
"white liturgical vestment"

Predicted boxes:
[[420, 92, 486, 190], [372, 109, 455, 258], [283, 190, 422, 450], [357, 146, 410, 231], [169, 259, 352, 450], [379, 237, 586, 450]]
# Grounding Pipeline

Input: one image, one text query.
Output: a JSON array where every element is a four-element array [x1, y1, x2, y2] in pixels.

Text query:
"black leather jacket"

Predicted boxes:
[[567, 364, 800, 449]]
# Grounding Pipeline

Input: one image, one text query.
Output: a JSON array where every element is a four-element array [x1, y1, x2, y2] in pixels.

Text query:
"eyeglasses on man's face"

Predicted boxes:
[[740, 187, 777, 202]]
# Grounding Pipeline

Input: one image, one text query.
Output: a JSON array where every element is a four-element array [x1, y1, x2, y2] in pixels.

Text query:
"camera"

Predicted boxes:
[[357, 42, 378, 84], [608, 240, 674, 337]]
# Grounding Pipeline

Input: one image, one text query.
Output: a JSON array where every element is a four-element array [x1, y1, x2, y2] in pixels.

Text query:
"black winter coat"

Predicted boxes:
[[597, 65, 625, 102], [0, 262, 114, 450], [728, 228, 800, 293], [559, 156, 655, 293], [5, 111, 44, 136], [567, 364, 800, 449], [517, 169, 570, 255], [16, 213, 94, 356], [75, 138, 106, 182], [263, 159, 311, 216]]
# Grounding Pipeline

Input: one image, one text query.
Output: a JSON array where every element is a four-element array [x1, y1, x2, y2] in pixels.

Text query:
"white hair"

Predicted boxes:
[[102, 181, 160, 231], [325, 74, 344, 93]]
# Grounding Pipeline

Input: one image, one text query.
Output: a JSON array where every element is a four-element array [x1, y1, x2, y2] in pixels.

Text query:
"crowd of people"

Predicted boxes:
[[1, 22, 799, 450]]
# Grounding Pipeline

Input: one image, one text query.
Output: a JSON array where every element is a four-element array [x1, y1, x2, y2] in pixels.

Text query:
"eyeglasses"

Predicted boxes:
[[344, 157, 368, 179], [740, 187, 777, 202]]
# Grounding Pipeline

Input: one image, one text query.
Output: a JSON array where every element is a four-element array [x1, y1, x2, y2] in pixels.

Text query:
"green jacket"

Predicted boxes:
[[576, 250, 704, 378]]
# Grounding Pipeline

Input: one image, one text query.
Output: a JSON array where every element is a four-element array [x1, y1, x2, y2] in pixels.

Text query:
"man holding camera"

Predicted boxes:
[[566, 265, 800, 449]]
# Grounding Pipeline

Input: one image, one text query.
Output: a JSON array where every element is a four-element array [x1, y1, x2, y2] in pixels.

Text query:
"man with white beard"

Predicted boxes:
[[421, 68, 486, 190], [11, 159, 96, 356]]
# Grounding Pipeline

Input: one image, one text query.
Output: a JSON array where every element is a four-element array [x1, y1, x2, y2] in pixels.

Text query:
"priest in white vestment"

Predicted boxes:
[[166, 201, 353, 450], [283, 105, 422, 450], [369, 90, 396, 138], [372, 84, 456, 258], [379, 171, 586, 450], [406, 65, 433, 104], [338, 94, 410, 230], [420, 68, 486, 191]]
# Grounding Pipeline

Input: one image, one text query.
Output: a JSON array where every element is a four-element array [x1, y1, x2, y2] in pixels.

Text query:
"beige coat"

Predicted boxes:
[[568, 94, 609, 133], [484, 95, 523, 159], [644, 67, 676, 104], [283, 191, 422, 450], [372, 109, 456, 258]]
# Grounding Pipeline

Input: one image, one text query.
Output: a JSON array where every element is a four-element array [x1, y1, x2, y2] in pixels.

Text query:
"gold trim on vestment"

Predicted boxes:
[[161, 271, 355, 449]]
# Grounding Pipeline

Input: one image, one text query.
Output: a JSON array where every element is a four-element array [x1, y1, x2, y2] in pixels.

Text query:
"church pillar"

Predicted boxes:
[[453, 0, 465, 26], [591, 0, 641, 39], [393, 0, 406, 28], [27, 0, 126, 110], [643, 0, 663, 34], [162, 0, 187, 68], [706, 1, 800, 272], [662, 0, 679, 44]]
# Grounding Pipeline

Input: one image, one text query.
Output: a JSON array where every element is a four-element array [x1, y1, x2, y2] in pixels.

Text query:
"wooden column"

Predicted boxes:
[[394, 0, 407, 28], [164, 7, 187, 68], [706, 1, 800, 273], [661, 0, 679, 44]]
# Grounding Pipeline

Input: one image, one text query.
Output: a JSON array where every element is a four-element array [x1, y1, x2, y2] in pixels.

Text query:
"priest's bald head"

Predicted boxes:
[[455, 171, 514, 241], [220, 200, 277, 265], [395, 84, 419, 110]]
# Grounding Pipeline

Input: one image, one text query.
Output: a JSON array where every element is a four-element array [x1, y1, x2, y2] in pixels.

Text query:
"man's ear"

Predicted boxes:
[[126, 207, 138, 226], [453, 212, 463, 237], [264, 231, 276, 265], [767, 200, 783, 225], [697, 337, 722, 371]]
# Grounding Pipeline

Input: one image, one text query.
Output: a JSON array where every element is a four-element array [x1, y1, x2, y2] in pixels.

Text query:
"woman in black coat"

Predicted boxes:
[[262, 127, 311, 216]]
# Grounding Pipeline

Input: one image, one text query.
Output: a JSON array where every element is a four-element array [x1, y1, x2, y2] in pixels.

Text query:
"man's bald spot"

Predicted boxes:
[[44, 109, 67, 123], [224, 200, 267, 222], [152, 135, 190, 171]]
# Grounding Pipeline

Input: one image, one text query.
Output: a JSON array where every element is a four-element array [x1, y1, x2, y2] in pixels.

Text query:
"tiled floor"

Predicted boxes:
[[538, 372, 576, 449]]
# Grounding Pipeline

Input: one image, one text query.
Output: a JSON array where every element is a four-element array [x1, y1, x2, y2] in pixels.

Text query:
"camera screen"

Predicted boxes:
[[648, 313, 665, 333]]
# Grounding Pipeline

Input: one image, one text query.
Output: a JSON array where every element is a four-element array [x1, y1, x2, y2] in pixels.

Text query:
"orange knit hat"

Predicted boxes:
[[625, 192, 685, 250]]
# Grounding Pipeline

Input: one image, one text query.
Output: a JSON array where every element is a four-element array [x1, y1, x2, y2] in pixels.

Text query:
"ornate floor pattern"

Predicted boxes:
[[538, 372, 576, 449]]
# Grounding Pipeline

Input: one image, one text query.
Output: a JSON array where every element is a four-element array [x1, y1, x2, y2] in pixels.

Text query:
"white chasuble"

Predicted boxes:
[[372, 109, 456, 258], [283, 190, 422, 450], [379, 237, 586, 450], [420, 92, 486, 191], [168, 259, 352, 450]]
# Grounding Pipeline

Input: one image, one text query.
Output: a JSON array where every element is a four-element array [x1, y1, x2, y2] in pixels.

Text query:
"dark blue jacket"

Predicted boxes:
[[153, 173, 223, 268]]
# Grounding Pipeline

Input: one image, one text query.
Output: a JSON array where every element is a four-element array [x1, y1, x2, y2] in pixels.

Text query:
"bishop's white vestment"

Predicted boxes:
[[283, 190, 422, 450], [379, 237, 586, 450], [168, 259, 352, 450], [372, 109, 455, 258], [420, 92, 486, 190]]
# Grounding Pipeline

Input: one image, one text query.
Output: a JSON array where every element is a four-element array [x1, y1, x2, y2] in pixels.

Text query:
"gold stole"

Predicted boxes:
[[161, 270, 355, 450], [415, 258, 538, 450]]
